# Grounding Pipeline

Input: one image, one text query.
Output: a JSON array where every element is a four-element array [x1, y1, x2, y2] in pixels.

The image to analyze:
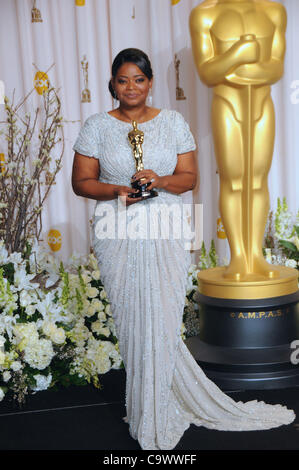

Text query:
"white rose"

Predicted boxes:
[[14, 323, 38, 344], [82, 273, 92, 284], [3, 371, 11, 382], [95, 351, 111, 374], [285, 259, 297, 269], [32, 373, 52, 392], [98, 311, 107, 322], [91, 320, 102, 334], [86, 303, 98, 317], [105, 304, 111, 315], [50, 328, 66, 345], [106, 318, 116, 335], [0, 388, 4, 401], [86, 286, 99, 298], [91, 270, 100, 280], [100, 289, 107, 299], [11, 361, 22, 372], [42, 321, 57, 337], [92, 299, 104, 311], [93, 324, 110, 338]]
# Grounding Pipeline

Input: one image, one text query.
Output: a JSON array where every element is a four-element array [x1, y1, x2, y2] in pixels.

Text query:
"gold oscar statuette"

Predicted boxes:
[[186, 1, 299, 391], [175, 54, 186, 101], [128, 121, 158, 200], [81, 55, 91, 103], [189, 0, 298, 299], [31, 0, 43, 22]]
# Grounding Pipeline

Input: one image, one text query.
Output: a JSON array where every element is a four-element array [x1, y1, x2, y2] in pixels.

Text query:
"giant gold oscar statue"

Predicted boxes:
[[186, 0, 299, 390]]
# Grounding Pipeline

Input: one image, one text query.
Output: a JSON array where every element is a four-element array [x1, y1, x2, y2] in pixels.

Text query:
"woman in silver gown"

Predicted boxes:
[[72, 48, 295, 450]]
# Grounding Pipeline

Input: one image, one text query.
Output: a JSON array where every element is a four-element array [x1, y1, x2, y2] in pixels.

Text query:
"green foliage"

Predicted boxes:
[[279, 240, 299, 264], [208, 239, 218, 268], [0, 262, 15, 284]]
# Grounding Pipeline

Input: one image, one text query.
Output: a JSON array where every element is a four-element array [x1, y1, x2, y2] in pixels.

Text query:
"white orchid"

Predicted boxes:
[[19, 290, 38, 308], [35, 291, 64, 322], [12, 266, 40, 292], [0, 314, 19, 341], [7, 251, 23, 267]]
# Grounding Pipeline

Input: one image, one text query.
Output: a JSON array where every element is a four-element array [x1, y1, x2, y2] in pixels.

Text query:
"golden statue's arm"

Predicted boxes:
[[232, 4, 287, 85], [189, 8, 259, 87], [189, 3, 286, 88]]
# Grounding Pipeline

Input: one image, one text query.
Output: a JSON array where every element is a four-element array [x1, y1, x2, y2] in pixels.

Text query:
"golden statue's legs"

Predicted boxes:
[[251, 96, 280, 277], [212, 95, 248, 280], [212, 92, 281, 280]]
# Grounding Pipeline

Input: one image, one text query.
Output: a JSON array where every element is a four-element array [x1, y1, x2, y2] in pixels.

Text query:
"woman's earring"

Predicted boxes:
[[147, 88, 153, 107]]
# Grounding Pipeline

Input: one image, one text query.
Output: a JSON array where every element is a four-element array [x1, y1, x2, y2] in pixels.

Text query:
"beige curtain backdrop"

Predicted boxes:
[[0, 0, 298, 263]]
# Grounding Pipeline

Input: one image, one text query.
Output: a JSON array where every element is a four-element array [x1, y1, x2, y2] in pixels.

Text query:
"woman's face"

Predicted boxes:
[[112, 62, 152, 108]]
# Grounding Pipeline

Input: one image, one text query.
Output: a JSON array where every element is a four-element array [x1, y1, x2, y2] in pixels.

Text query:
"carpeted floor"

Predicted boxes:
[[1, 368, 299, 451]]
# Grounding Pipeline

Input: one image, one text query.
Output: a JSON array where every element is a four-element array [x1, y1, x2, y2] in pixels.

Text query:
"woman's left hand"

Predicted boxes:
[[131, 169, 165, 191]]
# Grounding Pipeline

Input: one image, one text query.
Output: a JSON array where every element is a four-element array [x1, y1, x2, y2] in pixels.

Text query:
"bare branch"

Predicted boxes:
[[0, 85, 64, 254]]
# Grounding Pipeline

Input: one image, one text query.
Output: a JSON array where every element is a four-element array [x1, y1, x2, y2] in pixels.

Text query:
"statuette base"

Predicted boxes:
[[197, 266, 298, 300]]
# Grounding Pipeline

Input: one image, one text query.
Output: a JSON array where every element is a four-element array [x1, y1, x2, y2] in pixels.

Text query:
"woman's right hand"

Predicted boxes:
[[113, 185, 142, 206]]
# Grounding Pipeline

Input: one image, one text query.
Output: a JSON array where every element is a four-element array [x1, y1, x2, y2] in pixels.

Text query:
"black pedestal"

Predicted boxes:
[[185, 291, 299, 391]]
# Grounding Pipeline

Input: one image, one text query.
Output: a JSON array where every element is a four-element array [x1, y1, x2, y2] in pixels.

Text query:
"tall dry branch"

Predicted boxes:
[[0, 86, 64, 254]]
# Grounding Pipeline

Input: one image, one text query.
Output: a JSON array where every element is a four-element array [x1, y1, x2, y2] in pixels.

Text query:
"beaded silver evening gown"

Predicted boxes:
[[73, 109, 295, 450]]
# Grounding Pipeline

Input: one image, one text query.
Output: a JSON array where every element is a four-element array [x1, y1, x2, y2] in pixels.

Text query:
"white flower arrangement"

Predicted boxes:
[[0, 239, 124, 405], [264, 197, 299, 270]]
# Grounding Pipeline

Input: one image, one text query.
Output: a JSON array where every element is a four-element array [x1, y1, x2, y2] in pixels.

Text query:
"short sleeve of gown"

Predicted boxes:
[[174, 111, 196, 155], [72, 114, 100, 159]]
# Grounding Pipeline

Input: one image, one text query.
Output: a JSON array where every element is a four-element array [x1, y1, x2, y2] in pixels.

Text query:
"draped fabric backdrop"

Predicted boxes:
[[0, 0, 298, 263]]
